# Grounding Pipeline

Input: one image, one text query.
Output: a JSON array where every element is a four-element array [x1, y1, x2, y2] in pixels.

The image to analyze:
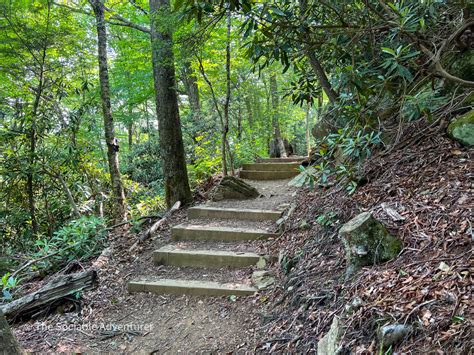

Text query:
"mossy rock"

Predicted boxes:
[[339, 212, 402, 277], [448, 110, 474, 147]]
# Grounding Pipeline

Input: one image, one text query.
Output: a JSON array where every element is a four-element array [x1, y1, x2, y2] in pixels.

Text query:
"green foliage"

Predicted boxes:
[[401, 89, 447, 122], [1, 273, 18, 301], [304, 127, 382, 194], [315, 212, 338, 227], [123, 139, 163, 187], [380, 45, 419, 83], [33, 216, 107, 271]]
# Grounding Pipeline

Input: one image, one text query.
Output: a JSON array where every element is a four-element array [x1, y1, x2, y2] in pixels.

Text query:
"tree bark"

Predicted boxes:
[[223, 11, 233, 175], [128, 120, 133, 150], [305, 104, 311, 156], [182, 60, 201, 119], [237, 100, 242, 139], [26, 1, 51, 236], [244, 95, 253, 128], [0, 309, 23, 354], [299, 0, 338, 104], [149, 0, 192, 207], [90, 0, 127, 220], [269, 74, 287, 158], [304, 49, 338, 104], [27, 129, 38, 235], [57, 174, 81, 218]]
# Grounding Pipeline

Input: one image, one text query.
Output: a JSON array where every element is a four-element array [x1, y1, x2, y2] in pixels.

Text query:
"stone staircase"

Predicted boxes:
[[240, 156, 305, 180], [128, 157, 304, 297]]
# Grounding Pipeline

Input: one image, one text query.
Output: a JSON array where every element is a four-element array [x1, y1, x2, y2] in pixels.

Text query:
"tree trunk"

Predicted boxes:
[[90, 0, 127, 220], [57, 174, 81, 218], [304, 49, 338, 104], [299, 0, 338, 104], [269, 74, 287, 158], [128, 120, 133, 150], [244, 95, 253, 128], [237, 100, 242, 139], [182, 60, 201, 119], [27, 128, 38, 235], [305, 104, 311, 156], [223, 11, 232, 175], [0, 309, 22, 354], [149, 0, 192, 208]]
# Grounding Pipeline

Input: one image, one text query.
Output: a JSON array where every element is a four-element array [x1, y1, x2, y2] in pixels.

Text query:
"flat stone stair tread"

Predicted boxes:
[[188, 206, 282, 221], [128, 279, 257, 296], [153, 245, 269, 268], [242, 162, 301, 171], [256, 156, 307, 163], [171, 224, 278, 241], [240, 170, 299, 180]]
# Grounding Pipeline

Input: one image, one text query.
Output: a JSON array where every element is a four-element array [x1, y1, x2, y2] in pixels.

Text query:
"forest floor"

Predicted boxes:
[[258, 127, 472, 353], [11, 122, 472, 353], [12, 179, 297, 352]]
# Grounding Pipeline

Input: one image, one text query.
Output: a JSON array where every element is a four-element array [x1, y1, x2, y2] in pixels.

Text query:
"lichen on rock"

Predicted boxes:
[[339, 212, 402, 277]]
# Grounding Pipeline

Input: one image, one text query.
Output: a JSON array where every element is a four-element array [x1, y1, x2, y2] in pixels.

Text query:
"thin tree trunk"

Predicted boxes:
[[269, 74, 287, 158], [144, 101, 151, 134], [27, 129, 38, 235], [90, 0, 126, 220], [305, 104, 311, 156], [237, 99, 242, 139], [182, 60, 201, 119], [56, 174, 81, 218], [299, 0, 338, 104], [27, 1, 51, 236], [150, 0, 192, 207], [128, 121, 133, 150], [0, 309, 23, 354], [304, 50, 338, 103], [244, 95, 253, 128], [222, 11, 232, 176]]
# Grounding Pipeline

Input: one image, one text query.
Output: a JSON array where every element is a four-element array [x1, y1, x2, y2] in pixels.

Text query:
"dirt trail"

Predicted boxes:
[[13, 178, 296, 352]]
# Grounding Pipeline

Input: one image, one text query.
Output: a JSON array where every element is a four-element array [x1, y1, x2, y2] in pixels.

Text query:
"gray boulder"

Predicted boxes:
[[339, 212, 402, 277], [210, 176, 259, 201]]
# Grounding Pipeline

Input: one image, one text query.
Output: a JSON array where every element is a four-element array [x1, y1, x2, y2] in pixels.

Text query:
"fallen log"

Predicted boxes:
[[1, 270, 97, 319], [129, 201, 181, 251]]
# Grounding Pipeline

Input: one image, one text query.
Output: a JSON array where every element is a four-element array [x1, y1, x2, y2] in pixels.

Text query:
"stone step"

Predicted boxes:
[[128, 279, 257, 296], [256, 157, 306, 163], [171, 224, 277, 242], [188, 206, 282, 221], [242, 162, 301, 172], [153, 245, 266, 268], [240, 170, 299, 180]]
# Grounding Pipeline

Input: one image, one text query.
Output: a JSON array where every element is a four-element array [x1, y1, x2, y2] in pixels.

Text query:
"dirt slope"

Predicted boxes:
[[258, 132, 472, 353]]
